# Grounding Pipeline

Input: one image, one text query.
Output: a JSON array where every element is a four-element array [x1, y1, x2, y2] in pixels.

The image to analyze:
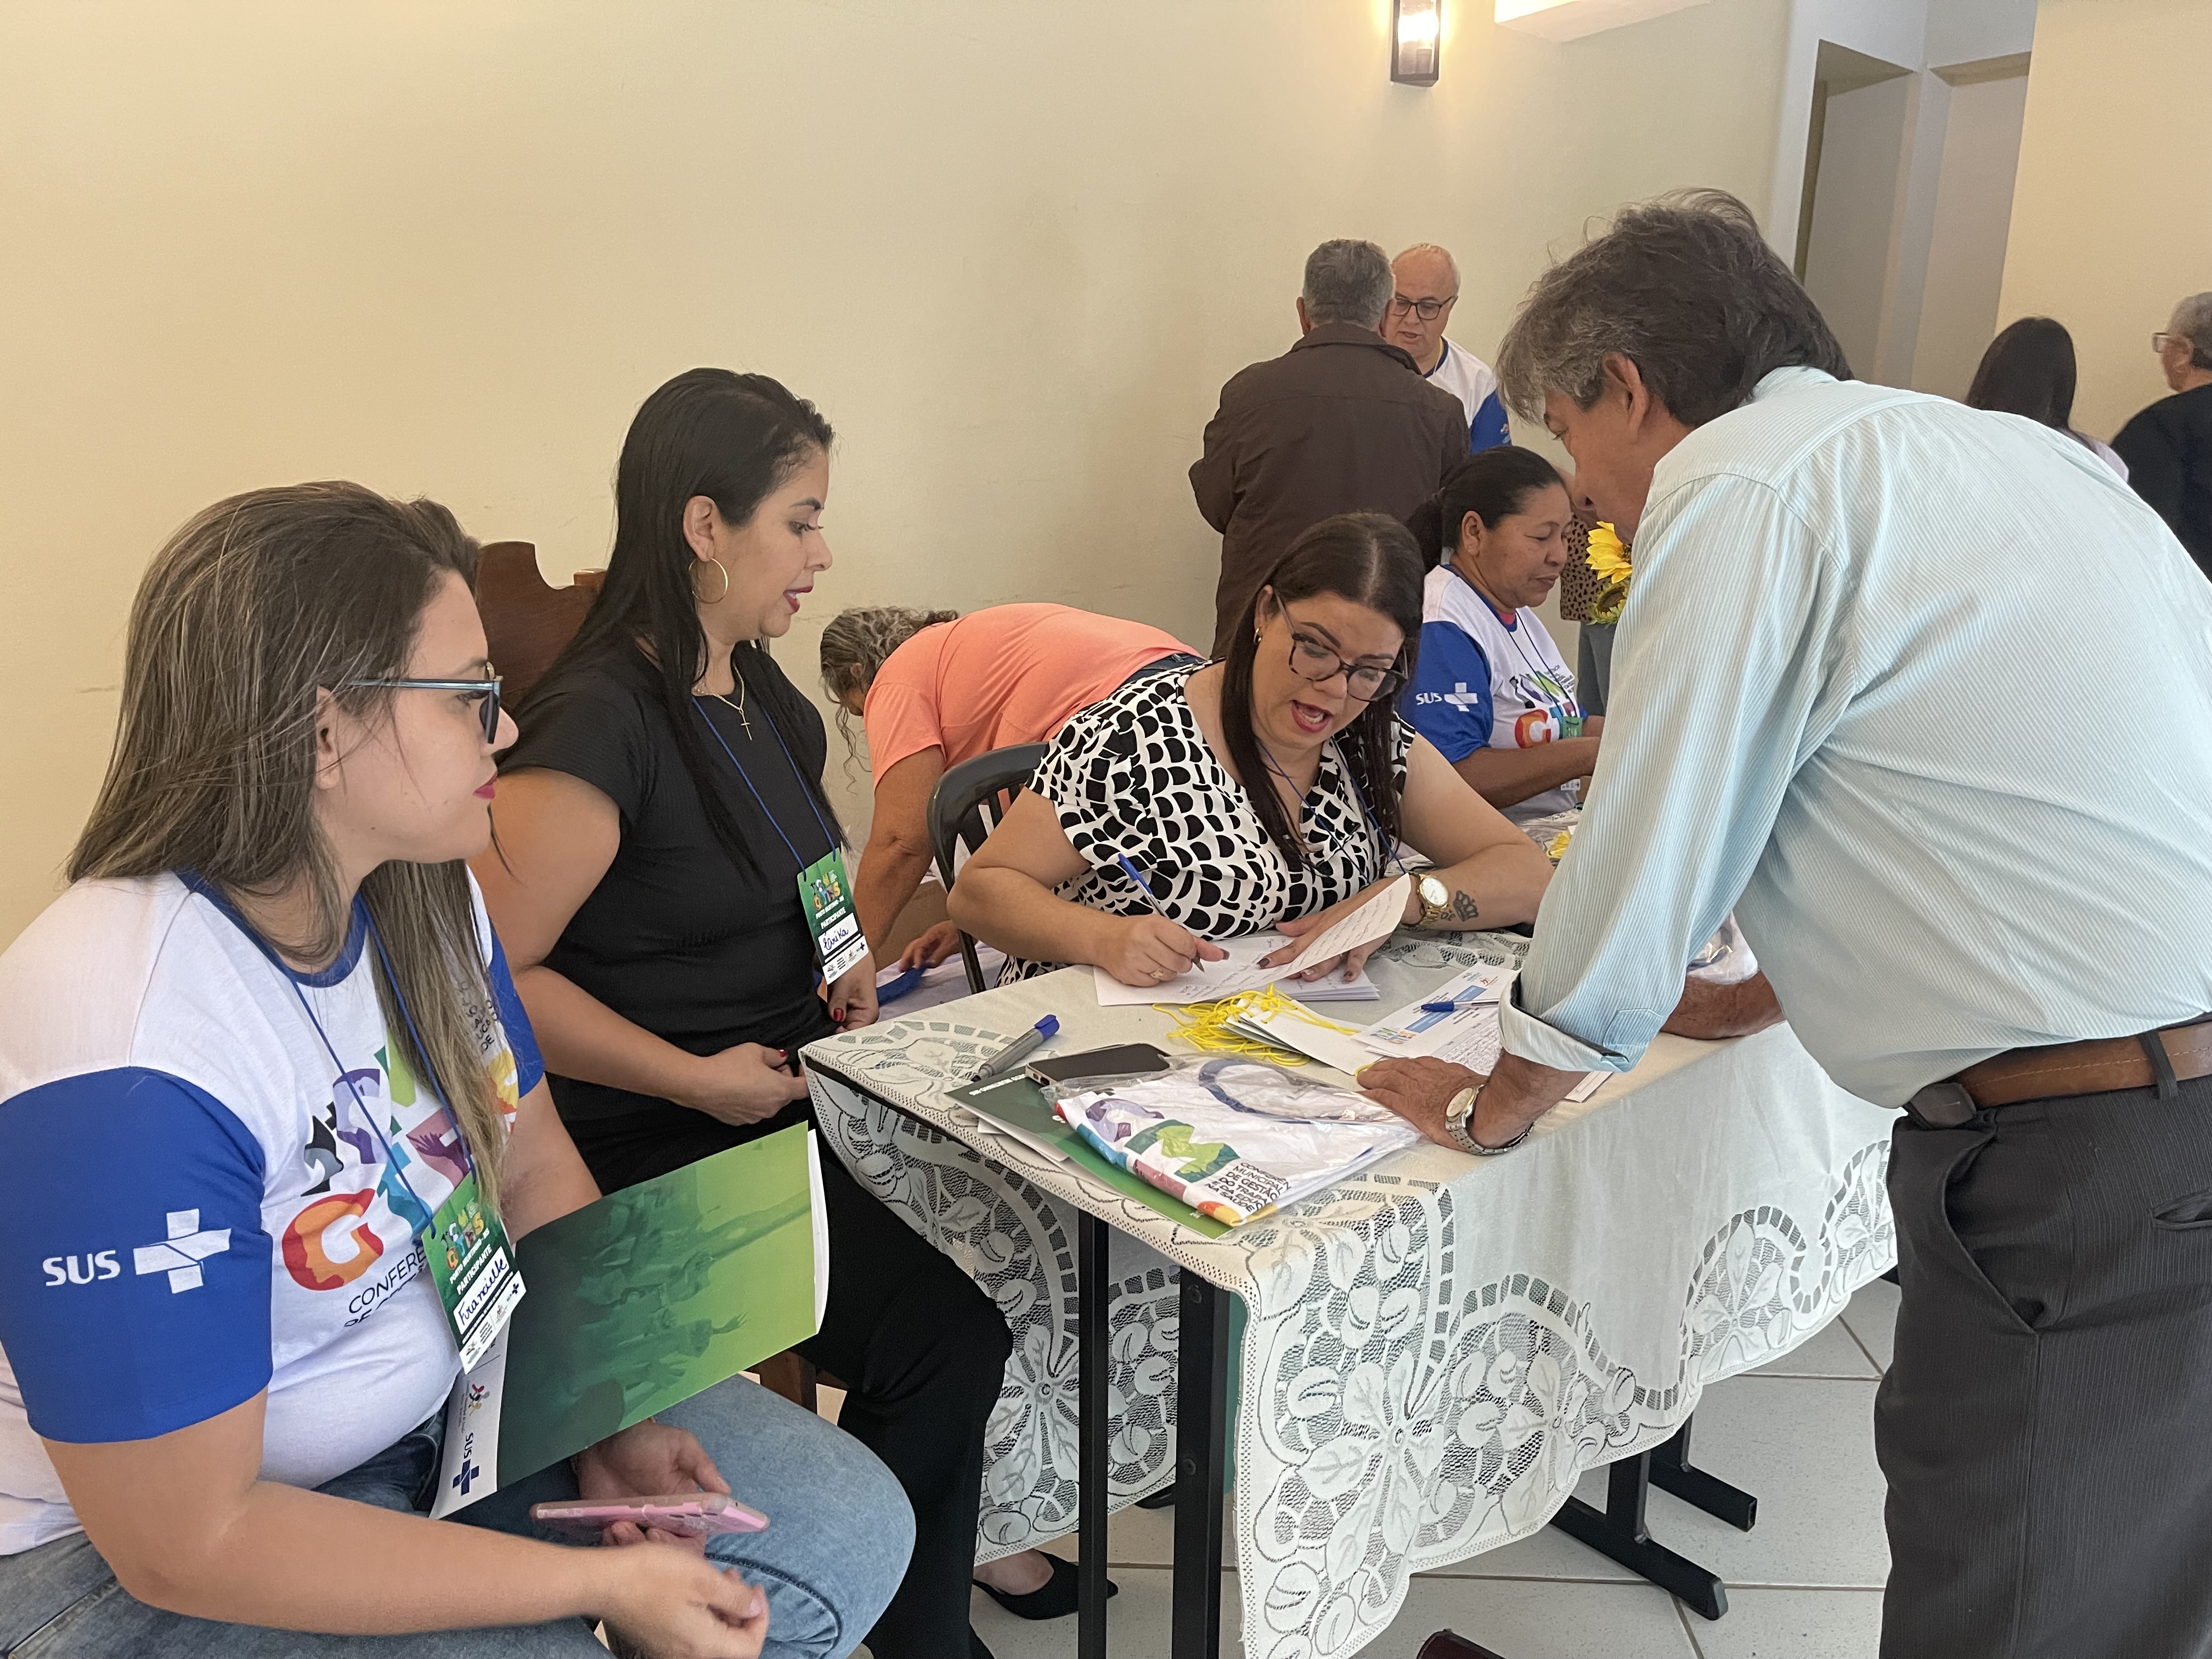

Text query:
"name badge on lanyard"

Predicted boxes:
[[695, 693, 868, 985], [275, 904, 528, 1369], [425, 1169, 527, 1369], [801, 848, 868, 981]]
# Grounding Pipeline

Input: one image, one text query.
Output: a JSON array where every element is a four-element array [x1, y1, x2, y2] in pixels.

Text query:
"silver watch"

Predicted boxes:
[[1444, 1085, 1530, 1155]]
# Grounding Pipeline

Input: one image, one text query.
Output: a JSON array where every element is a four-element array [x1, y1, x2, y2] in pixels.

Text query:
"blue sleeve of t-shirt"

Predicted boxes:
[[1470, 392, 1512, 453], [1401, 623, 1496, 763], [0, 1069, 272, 1443], [487, 929, 545, 1098]]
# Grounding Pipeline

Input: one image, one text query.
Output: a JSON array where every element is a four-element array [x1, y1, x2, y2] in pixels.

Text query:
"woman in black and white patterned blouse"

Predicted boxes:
[[950, 514, 1553, 986]]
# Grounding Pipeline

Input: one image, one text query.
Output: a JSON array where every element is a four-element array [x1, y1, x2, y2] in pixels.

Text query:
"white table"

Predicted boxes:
[[803, 931, 1897, 1659]]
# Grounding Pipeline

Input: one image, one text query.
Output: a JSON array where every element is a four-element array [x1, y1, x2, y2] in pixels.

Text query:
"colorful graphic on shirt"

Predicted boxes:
[[1515, 707, 1560, 747], [282, 1189, 385, 1289]]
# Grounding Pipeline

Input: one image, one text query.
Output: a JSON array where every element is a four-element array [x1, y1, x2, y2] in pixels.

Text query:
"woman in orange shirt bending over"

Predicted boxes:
[[819, 603, 1203, 969]]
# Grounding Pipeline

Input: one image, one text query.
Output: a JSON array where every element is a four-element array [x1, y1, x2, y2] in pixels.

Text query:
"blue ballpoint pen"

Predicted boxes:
[[1114, 854, 1205, 972], [971, 1014, 1060, 1082]]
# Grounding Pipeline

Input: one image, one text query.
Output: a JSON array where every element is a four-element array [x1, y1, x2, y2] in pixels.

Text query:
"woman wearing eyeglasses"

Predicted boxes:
[[949, 513, 1552, 988], [0, 483, 909, 1659]]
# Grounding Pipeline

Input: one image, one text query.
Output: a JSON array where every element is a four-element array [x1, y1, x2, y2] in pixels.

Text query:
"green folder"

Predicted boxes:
[[947, 1073, 1231, 1240], [432, 1124, 822, 1514]]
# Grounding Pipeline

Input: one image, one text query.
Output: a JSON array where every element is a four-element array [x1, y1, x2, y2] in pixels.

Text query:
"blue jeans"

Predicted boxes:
[[0, 1375, 913, 1658]]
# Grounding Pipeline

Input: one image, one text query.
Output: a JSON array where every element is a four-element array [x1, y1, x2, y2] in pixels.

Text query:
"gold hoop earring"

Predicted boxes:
[[693, 557, 731, 605]]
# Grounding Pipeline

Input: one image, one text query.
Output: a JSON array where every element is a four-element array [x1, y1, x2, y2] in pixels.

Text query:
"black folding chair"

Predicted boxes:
[[927, 742, 1048, 995]]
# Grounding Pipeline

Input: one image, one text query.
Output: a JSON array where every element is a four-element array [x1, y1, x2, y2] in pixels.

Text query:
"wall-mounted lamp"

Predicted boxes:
[[1391, 0, 1441, 86]]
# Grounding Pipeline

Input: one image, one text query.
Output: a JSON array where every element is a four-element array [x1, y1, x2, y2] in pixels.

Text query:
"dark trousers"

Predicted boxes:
[[574, 1102, 1013, 1659], [1878, 1073, 2212, 1658]]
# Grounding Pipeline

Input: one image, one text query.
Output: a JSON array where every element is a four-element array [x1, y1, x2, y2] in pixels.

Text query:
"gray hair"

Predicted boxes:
[[1393, 242, 1462, 293], [1496, 189, 1852, 427], [1302, 239, 1395, 329], [2170, 293, 2212, 369], [818, 605, 959, 756]]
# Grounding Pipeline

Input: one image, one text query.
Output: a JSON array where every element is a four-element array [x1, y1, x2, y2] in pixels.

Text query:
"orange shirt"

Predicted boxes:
[[862, 604, 1195, 775]]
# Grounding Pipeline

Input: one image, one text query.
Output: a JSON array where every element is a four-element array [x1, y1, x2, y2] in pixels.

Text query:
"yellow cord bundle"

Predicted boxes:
[[1160, 984, 1367, 1066]]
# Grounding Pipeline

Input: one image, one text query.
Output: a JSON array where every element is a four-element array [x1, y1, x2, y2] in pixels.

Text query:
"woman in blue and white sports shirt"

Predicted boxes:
[[1399, 447, 1604, 825], [0, 484, 909, 1659]]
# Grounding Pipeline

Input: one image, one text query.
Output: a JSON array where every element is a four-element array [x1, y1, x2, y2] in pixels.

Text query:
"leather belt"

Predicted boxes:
[[1907, 1017, 2212, 1127]]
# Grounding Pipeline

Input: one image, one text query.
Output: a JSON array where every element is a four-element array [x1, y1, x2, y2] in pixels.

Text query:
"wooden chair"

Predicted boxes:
[[472, 542, 838, 1411], [476, 541, 603, 703]]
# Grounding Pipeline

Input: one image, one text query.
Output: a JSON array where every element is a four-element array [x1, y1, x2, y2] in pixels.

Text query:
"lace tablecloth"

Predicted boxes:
[[802, 933, 1896, 1659]]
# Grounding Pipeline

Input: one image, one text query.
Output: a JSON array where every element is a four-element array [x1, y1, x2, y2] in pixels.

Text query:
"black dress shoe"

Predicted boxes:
[[973, 1551, 1119, 1620], [972, 1628, 996, 1659]]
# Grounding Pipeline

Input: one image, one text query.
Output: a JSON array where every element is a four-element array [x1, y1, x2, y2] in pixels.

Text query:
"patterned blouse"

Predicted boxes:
[[1007, 667, 1414, 980]]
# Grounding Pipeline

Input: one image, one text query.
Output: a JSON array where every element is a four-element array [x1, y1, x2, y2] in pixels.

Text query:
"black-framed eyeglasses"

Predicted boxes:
[[1388, 293, 1455, 321], [1284, 624, 1404, 703], [340, 666, 504, 742]]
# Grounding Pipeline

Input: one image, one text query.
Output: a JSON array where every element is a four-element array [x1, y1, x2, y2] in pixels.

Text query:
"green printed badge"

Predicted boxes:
[[423, 1172, 526, 1370], [800, 848, 868, 981]]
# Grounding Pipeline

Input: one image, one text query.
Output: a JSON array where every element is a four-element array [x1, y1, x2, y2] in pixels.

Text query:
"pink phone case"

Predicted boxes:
[[530, 1495, 770, 1539]]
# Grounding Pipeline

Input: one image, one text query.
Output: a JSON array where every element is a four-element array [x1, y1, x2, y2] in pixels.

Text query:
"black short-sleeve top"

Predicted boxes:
[[499, 644, 838, 1124], [1009, 667, 1413, 979]]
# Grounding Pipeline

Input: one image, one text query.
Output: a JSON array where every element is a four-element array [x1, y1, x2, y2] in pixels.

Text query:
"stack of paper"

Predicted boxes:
[[1091, 878, 1408, 1007]]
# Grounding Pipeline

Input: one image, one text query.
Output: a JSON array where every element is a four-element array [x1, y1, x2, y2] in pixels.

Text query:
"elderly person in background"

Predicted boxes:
[[1965, 317, 2127, 477], [1190, 238, 1466, 655], [818, 602, 1200, 969], [1359, 189, 2212, 1659], [1387, 244, 1513, 454], [2113, 292, 2212, 579]]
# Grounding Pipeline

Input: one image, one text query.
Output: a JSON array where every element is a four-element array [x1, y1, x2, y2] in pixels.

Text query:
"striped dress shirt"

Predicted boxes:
[[1500, 368, 2212, 1106]]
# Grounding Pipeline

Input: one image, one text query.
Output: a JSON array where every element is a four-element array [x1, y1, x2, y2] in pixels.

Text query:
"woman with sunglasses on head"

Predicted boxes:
[[0, 483, 909, 1659], [949, 512, 1553, 989], [476, 370, 1051, 1659]]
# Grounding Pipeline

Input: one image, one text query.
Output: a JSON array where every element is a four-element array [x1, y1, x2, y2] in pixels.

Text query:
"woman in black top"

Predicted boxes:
[[477, 369, 1043, 1659]]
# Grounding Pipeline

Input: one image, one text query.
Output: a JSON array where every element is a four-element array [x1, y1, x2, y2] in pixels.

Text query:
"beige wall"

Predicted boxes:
[[1911, 70, 2030, 399], [0, 0, 1790, 944], [1999, 0, 2212, 443]]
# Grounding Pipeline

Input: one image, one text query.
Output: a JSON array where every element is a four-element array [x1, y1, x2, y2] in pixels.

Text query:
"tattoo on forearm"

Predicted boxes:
[[1449, 890, 1480, 923]]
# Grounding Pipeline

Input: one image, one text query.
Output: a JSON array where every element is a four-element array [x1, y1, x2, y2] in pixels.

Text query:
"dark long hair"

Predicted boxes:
[[1223, 512, 1424, 868], [1966, 317, 2079, 431], [1405, 447, 1568, 569], [520, 368, 843, 880]]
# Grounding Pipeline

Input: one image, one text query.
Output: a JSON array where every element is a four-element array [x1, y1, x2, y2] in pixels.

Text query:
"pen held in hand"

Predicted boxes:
[[1114, 853, 1205, 972]]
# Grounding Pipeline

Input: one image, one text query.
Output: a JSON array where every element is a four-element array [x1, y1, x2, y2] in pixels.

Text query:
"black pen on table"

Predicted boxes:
[[971, 1014, 1060, 1082], [1114, 853, 1205, 972]]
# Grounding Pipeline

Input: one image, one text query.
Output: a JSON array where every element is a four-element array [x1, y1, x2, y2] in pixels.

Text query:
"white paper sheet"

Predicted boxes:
[[1091, 878, 1409, 1007], [1227, 1003, 1387, 1076]]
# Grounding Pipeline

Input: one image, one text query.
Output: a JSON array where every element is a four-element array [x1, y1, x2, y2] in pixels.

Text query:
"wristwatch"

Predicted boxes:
[[1416, 873, 1458, 930], [1444, 1085, 1530, 1156]]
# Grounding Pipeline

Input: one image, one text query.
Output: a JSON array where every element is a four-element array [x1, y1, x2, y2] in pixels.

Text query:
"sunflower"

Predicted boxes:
[[1584, 522, 1632, 625]]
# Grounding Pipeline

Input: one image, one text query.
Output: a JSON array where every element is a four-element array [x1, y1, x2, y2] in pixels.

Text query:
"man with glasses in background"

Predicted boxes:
[[2114, 292, 2212, 580], [1388, 244, 1513, 454], [1190, 238, 1467, 654]]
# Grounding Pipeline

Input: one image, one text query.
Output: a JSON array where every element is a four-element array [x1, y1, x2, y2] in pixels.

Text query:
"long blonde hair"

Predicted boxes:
[[72, 482, 510, 1207]]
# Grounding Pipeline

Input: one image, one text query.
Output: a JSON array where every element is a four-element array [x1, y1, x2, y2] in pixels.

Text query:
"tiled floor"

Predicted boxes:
[[962, 1278, 1903, 1659]]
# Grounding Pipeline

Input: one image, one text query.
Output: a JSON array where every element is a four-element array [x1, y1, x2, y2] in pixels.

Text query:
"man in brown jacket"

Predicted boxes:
[[1190, 238, 1469, 654]]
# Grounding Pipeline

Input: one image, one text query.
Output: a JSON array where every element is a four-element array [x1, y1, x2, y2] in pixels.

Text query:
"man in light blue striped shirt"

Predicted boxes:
[[1362, 192, 2212, 1658]]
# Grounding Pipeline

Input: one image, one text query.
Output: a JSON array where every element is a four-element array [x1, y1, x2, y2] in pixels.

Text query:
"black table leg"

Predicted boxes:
[[1551, 1449, 1730, 1620], [1172, 1271, 1230, 1659], [1649, 1417, 1757, 1531], [1079, 1212, 1110, 1659]]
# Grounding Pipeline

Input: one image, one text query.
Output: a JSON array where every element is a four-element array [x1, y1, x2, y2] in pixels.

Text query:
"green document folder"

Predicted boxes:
[[432, 1124, 823, 1514], [946, 1073, 1231, 1239]]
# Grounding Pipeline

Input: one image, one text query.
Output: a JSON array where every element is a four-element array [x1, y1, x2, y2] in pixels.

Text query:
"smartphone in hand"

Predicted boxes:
[[531, 1493, 769, 1541]]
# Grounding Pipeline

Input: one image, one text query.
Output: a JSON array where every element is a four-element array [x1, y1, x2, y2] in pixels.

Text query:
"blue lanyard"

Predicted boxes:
[[276, 901, 470, 1224], [693, 689, 836, 868], [1255, 736, 1406, 880], [1451, 565, 1577, 719]]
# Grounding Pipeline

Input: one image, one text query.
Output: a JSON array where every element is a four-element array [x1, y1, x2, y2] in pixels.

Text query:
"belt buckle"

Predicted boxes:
[[1906, 1081, 1977, 1128]]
